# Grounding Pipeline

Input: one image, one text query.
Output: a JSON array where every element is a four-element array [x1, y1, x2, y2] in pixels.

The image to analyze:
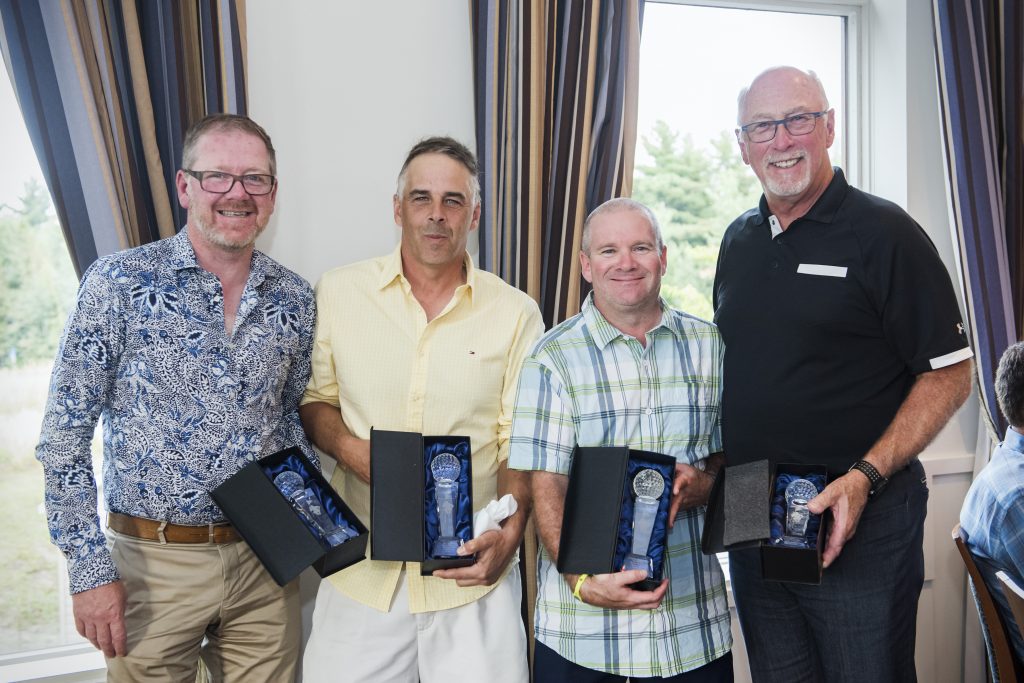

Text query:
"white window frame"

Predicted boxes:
[[648, 0, 866, 189]]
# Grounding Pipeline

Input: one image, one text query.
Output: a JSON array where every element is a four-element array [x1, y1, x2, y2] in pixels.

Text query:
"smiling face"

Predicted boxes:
[[176, 129, 277, 253], [393, 153, 480, 273], [737, 67, 835, 211], [580, 207, 667, 325]]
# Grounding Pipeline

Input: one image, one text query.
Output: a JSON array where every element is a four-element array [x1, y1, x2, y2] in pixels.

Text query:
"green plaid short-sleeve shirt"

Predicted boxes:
[[510, 294, 731, 677]]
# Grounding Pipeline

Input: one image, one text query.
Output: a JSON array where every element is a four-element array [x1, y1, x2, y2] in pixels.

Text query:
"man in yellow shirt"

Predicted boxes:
[[299, 137, 544, 682]]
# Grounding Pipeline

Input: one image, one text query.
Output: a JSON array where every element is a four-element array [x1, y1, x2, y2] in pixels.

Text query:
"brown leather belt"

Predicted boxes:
[[107, 512, 240, 544]]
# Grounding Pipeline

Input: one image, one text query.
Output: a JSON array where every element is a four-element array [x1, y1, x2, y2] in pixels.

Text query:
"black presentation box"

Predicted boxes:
[[370, 428, 476, 575], [701, 460, 829, 585], [211, 446, 368, 586], [557, 446, 676, 592]]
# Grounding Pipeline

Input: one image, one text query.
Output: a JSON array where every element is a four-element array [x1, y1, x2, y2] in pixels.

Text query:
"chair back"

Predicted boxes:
[[953, 523, 1023, 682], [997, 571, 1024, 653]]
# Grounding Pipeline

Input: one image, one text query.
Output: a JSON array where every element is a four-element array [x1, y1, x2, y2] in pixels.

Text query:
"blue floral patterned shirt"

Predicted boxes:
[[36, 228, 317, 594]]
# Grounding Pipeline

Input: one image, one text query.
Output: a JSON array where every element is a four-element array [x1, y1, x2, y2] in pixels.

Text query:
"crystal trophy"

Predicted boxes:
[[273, 470, 356, 546], [430, 452, 462, 557], [782, 478, 819, 547], [623, 468, 666, 577]]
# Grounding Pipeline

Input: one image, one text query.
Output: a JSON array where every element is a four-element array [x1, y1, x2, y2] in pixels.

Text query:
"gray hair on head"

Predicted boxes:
[[736, 67, 830, 126], [396, 136, 481, 204], [581, 197, 664, 253], [996, 341, 1024, 428]]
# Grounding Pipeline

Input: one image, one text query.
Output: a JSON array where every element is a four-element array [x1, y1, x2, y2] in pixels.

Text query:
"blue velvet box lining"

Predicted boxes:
[[768, 470, 827, 546], [263, 452, 352, 550], [613, 454, 675, 580], [422, 437, 473, 558]]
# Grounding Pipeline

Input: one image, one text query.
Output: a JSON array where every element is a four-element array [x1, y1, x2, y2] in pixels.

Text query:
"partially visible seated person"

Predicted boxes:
[[961, 341, 1024, 661]]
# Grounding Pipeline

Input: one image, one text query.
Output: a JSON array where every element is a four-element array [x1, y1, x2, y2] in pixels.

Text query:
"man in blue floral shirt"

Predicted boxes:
[[36, 114, 316, 680]]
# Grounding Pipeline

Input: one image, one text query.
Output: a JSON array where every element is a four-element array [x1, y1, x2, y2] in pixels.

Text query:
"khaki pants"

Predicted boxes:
[[106, 529, 300, 683]]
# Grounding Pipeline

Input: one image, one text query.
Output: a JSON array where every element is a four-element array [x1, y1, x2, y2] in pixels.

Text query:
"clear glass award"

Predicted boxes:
[[782, 478, 819, 547], [430, 452, 462, 557], [623, 468, 665, 577], [273, 470, 356, 546]]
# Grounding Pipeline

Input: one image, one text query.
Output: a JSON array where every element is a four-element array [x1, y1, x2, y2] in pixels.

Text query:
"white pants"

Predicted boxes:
[[301, 567, 529, 683]]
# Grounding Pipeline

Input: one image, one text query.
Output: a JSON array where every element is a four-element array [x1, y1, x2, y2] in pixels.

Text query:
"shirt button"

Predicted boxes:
[[776, 237, 785, 244], [771, 260, 779, 269], [646, 408, 653, 416]]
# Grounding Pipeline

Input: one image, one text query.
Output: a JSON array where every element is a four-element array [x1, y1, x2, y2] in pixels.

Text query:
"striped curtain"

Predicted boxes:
[[933, 0, 1022, 439], [0, 0, 248, 277], [472, 0, 642, 327]]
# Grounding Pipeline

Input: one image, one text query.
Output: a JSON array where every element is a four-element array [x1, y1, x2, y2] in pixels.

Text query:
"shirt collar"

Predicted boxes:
[[757, 166, 850, 229], [169, 226, 282, 286], [1002, 426, 1024, 455], [581, 292, 673, 349], [378, 243, 477, 298]]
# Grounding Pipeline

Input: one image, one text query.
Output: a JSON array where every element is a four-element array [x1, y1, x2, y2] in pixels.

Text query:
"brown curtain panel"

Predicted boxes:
[[472, 0, 642, 327], [0, 0, 249, 276], [471, 0, 644, 666]]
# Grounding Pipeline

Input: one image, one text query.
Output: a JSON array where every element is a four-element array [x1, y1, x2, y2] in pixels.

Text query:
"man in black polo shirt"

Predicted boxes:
[[713, 66, 973, 682]]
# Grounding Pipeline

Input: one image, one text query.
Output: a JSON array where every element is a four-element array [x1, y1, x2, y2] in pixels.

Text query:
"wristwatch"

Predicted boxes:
[[849, 460, 888, 497]]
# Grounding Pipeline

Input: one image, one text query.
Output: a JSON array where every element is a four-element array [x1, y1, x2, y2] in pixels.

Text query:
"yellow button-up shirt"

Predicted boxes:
[[303, 245, 544, 613]]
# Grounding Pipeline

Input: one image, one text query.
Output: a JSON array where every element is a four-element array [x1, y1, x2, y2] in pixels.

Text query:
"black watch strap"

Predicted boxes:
[[849, 460, 888, 497]]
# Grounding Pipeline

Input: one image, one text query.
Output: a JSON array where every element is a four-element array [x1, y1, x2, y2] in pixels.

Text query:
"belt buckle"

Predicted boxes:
[[156, 520, 168, 545]]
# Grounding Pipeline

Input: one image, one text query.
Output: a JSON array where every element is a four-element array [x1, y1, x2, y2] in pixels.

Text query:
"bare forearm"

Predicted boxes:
[[298, 402, 370, 481], [531, 471, 568, 564], [864, 359, 972, 476], [497, 462, 531, 541]]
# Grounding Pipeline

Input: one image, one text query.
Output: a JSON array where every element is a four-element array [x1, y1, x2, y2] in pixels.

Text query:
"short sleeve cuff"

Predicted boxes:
[[927, 346, 974, 371]]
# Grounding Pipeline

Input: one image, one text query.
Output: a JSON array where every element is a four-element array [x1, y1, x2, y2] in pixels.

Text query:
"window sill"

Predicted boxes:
[[0, 644, 105, 682]]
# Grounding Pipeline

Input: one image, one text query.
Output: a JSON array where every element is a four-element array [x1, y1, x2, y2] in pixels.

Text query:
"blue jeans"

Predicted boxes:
[[729, 460, 928, 683]]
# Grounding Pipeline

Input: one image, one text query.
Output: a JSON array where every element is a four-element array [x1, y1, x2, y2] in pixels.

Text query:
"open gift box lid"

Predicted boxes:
[[701, 459, 828, 585], [557, 446, 676, 591], [212, 447, 368, 586], [370, 428, 476, 575]]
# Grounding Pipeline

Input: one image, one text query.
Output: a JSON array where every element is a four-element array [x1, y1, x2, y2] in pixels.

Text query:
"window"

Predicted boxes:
[[635, 2, 851, 584], [0, 52, 99, 663], [634, 1, 849, 319]]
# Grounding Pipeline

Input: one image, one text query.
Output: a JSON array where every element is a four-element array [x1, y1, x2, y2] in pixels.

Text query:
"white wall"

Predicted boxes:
[[248, 0, 477, 286], [246, 2, 982, 682]]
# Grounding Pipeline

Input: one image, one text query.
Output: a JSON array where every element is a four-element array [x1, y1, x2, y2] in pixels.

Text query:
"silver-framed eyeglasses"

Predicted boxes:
[[739, 110, 830, 143], [183, 169, 276, 195]]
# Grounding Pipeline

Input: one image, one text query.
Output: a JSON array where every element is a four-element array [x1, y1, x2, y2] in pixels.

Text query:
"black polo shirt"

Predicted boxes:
[[713, 168, 971, 476]]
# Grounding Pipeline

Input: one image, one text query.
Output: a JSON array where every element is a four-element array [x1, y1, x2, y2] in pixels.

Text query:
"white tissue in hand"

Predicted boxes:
[[473, 494, 518, 537]]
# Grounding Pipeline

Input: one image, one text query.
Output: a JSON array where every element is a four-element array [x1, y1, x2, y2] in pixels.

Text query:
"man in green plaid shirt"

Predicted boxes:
[[510, 198, 733, 681]]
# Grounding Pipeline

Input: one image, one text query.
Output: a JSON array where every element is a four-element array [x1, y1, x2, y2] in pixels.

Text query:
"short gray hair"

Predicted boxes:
[[996, 342, 1024, 428], [581, 198, 663, 253], [736, 67, 830, 126], [395, 136, 480, 204]]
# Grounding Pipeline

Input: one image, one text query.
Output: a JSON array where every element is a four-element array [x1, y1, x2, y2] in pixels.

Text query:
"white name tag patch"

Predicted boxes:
[[797, 263, 848, 278]]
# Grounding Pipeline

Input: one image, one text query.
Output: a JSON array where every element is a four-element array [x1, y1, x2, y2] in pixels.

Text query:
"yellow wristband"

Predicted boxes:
[[572, 573, 590, 602]]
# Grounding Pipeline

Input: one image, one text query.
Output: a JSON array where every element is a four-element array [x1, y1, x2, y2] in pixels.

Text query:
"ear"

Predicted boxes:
[[176, 170, 191, 209], [824, 109, 836, 149], [393, 194, 402, 227], [735, 130, 751, 166], [580, 250, 594, 284], [469, 200, 481, 233], [659, 244, 668, 275]]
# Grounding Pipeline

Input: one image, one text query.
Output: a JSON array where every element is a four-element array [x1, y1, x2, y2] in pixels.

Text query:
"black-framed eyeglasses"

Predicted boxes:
[[183, 169, 276, 195], [738, 110, 830, 143]]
